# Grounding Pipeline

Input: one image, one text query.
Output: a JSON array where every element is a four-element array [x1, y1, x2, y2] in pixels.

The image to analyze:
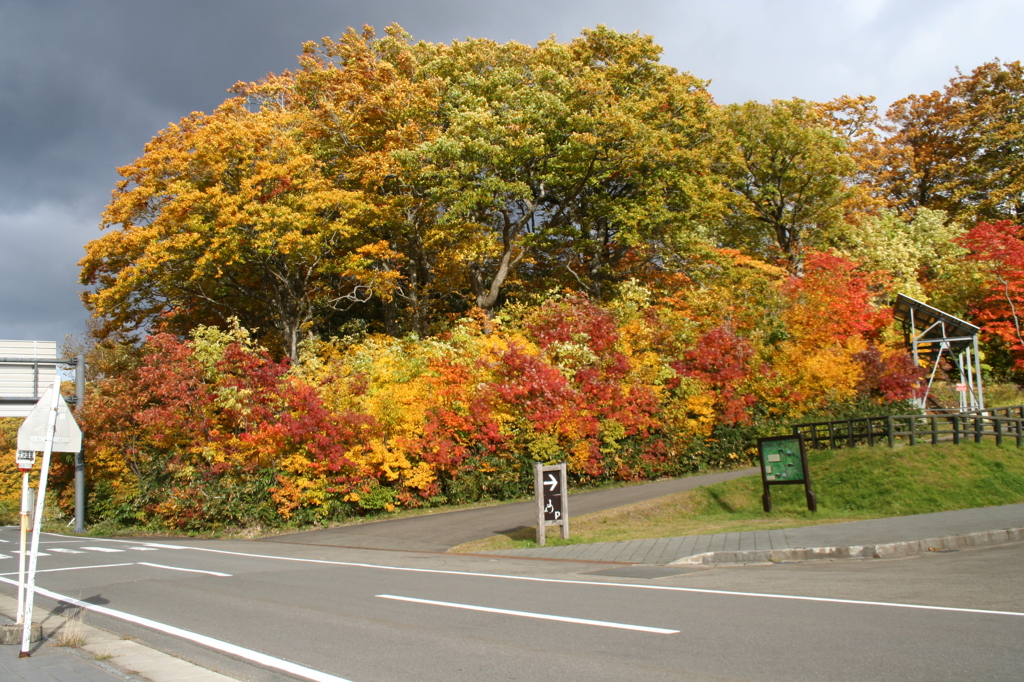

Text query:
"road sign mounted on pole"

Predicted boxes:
[[16, 386, 81, 454], [17, 377, 72, 657], [534, 462, 569, 546]]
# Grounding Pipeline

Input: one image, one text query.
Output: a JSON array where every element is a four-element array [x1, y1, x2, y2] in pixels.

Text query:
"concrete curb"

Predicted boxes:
[[669, 526, 1024, 565]]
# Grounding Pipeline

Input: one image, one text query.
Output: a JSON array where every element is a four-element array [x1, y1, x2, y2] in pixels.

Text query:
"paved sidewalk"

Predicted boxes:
[[0, 593, 237, 682], [477, 503, 1024, 565]]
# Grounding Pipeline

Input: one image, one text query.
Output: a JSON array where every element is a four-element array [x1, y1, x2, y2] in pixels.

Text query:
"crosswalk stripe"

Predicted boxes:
[[49, 548, 86, 554], [81, 546, 125, 553]]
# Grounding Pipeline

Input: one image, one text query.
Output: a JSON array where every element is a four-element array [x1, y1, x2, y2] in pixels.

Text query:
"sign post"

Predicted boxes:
[[534, 462, 569, 546], [16, 379, 81, 657], [758, 434, 816, 513], [14, 452, 35, 625]]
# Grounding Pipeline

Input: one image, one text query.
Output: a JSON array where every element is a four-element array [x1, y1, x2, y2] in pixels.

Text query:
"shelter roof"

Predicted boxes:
[[893, 294, 979, 350]]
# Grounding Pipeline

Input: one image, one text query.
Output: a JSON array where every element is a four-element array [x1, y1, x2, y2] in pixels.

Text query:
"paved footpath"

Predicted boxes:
[[477, 502, 1024, 565], [268, 467, 760, 552]]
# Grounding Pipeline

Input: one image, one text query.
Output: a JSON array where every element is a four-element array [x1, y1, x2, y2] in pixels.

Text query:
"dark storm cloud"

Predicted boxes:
[[0, 0, 1021, 344]]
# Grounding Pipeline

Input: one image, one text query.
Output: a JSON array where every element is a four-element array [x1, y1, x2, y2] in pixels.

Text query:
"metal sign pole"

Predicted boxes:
[[74, 352, 85, 533], [20, 376, 60, 658], [16, 472, 30, 624]]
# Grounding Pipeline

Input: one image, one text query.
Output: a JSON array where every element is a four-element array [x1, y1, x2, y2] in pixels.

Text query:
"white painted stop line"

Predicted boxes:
[[377, 594, 679, 634]]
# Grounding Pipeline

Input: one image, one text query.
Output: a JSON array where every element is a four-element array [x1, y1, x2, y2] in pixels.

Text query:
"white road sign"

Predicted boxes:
[[16, 387, 81, 453]]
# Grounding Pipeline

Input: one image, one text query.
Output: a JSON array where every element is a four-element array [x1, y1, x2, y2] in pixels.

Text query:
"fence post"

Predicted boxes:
[[953, 415, 960, 445], [931, 415, 938, 445], [995, 418, 1003, 446], [867, 417, 874, 447], [975, 416, 983, 443], [886, 416, 894, 447], [909, 416, 916, 446], [828, 421, 835, 449], [1018, 418, 1023, 448]]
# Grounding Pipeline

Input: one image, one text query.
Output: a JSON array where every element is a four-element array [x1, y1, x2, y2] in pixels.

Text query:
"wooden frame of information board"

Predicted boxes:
[[758, 433, 816, 513], [534, 462, 569, 546]]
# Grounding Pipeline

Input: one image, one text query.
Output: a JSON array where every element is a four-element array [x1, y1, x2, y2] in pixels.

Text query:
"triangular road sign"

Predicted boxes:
[[16, 387, 81, 453]]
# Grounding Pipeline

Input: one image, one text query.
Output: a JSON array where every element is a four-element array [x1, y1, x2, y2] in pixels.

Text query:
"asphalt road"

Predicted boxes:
[[0, 528, 1021, 682]]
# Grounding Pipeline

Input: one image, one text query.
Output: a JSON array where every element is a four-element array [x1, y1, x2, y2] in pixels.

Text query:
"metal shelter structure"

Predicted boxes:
[[893, 294, 983, 411]]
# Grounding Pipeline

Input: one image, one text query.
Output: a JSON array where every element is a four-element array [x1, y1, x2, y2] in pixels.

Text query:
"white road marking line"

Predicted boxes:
[[81, 546, 125, 553], [0, 538, 9, 542], [0, 563, 133, 576], [0, 554, 10, 560], [377, 594, 679, 634], [13, 551, 49, 557], [136, 544, 1024, 618], [49, 548, 86, 554], [128, 547, 159, 551], [137, 562, 231, 577], [40, 532, 1024, 619], [0, 577, 352, 682]]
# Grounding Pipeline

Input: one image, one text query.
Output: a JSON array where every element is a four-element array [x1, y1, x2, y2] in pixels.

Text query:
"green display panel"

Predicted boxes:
[[758, 433, 816, 512], [761, 437, 804, 483]]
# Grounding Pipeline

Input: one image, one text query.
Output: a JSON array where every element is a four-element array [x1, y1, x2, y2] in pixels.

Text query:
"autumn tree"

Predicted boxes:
[[870, 60, 1024, 224], [959, 221, 1024, 372], [720, 99, 855, 275], [81, 99, 399, 361], [405, 26, 730, 309]]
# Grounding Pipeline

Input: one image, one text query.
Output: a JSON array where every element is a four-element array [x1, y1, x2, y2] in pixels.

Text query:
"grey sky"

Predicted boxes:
[[2, 0, 1021, 344]]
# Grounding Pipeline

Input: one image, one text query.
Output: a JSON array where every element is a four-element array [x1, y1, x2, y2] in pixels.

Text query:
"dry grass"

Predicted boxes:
[[47, 618, 86, 649], [452, 481, 856, 553]]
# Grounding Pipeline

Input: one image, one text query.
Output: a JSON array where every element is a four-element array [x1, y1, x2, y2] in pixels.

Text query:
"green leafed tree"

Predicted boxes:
[[719, 98, 856, 275]]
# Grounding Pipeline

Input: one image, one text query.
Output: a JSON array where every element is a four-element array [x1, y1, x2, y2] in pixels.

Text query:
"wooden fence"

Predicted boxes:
[[793, 406, 1024, 450]]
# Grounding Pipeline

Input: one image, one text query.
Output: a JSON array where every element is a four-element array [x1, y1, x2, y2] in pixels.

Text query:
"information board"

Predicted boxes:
[[761, 438, 805, 483], [758, 433, 816, 513]]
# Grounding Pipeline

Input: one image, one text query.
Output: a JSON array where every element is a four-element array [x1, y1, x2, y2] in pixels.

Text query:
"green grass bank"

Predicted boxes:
[[452, 441, 1024, 553]]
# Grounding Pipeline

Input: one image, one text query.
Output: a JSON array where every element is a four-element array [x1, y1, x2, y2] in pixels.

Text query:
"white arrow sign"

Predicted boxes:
[[16, 387, 81, 454], [544, 473, 558, 492]]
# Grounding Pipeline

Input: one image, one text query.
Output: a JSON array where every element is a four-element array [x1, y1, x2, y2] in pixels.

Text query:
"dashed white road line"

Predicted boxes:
[[378, 594, 679, 633], [0, 562, 133, 576], [80, 546, 125, 553], [49, 548, 85, 554], [35, 531, 1024, 618], [137, 562, 231, 577]]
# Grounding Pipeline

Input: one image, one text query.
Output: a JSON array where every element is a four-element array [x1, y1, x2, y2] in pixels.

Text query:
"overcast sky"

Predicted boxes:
[[2, 0, 1022, 345]]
